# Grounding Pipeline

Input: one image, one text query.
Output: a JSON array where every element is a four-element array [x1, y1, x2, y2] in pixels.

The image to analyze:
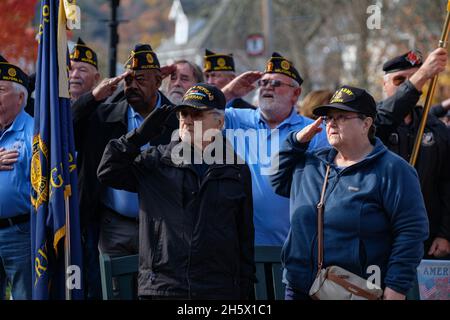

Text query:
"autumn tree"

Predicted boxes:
[[0, 0, 39, 73]]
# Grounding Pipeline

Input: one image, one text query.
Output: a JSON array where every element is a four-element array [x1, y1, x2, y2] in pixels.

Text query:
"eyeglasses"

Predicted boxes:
[[257, 79, 296, 88], [322, 115, 363, 125], [176, 109, 217, 120]]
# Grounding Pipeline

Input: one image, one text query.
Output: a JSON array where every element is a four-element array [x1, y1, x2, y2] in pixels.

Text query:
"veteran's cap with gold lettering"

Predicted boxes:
[[313, 85, 377, 117], [264, 52, 303, 86], [0, 54, 28, 89], [176, 83, 226, 111], [70, 38, 98, 69], [124, 44, 160, 71], [203, 49, 235, 73]]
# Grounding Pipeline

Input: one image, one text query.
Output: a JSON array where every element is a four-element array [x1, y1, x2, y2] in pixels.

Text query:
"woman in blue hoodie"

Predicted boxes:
[[270, 85, 429, 300]]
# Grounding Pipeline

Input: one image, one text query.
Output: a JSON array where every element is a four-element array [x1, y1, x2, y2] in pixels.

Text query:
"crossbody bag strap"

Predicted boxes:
[[316, 164, 331, 273]]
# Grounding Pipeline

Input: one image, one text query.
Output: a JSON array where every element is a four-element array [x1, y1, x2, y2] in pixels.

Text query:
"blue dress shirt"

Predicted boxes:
[[224, 107, 329, 245], [0, 110, 33, 218]]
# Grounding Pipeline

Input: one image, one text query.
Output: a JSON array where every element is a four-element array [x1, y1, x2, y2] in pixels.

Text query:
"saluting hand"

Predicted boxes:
[[222, 71, 263, 102], [295, 117, 323, 144], [92, 70, 132, 101], [132, 104, 176, 146], [0, 147, 19, 171], [161, 64, 177, 80]]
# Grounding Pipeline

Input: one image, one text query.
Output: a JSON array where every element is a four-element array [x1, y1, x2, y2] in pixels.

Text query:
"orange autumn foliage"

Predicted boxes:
[[0, 0, 39, 73]]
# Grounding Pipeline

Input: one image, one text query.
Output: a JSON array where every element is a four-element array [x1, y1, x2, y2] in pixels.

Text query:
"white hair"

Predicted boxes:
[[211, 109, 225, 117], [11, 82, 28, 109], [211, 109, 225, 130]]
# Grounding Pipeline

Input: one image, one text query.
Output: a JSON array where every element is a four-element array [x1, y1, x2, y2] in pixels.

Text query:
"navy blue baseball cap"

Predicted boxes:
[[175, 83, 226, 110], [313, 85, 377, 118]]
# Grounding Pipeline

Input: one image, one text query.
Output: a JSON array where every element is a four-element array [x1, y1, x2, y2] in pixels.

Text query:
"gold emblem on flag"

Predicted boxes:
[[31, 135, 49, 210]]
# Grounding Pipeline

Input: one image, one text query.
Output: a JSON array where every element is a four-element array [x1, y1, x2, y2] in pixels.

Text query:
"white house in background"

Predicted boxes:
[[169, 0, 189, 45], [157, 0, 261, 74], [158, 0, 225, 67]]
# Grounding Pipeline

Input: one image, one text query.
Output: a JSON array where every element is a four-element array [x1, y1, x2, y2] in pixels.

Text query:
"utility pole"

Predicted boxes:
[[262, 0, 274, 56], [109, 0, 120, 77]]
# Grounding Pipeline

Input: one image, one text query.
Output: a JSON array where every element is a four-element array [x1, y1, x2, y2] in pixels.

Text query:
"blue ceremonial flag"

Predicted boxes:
[[31, 0, 83, 299]]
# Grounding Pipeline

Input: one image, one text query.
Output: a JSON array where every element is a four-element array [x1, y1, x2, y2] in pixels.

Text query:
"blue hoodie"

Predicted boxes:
[[270, 133, 429, 295]]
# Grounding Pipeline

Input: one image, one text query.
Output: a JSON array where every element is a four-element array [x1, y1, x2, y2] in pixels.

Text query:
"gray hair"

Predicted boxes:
[[357, 114, 377, 144], [11, 82, 28, 109], [211, 109, 225, 130], [174, 60, 204, 83], [291, 78, 301, 88]]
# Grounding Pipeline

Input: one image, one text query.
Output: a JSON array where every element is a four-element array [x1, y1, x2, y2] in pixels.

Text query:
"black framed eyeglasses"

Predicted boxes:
[[322, 114, 364, 125], [257, 79, 296, 88], [176, 109, 217, 120]]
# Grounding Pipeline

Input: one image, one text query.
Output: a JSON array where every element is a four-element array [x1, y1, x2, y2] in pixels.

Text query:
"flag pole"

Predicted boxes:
[[410, 0, 450, 166], [58, 0, 72, 300], [65, 195, 72, 300]]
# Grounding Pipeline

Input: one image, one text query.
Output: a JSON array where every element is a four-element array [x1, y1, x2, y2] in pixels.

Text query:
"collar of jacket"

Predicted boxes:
[[314, 137, 388, 174], [102, 99, 129, 127], [102, 90, 172, 126]]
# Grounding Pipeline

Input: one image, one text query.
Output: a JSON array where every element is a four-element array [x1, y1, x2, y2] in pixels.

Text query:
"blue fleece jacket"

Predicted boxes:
[[270, 133, 429, 295]]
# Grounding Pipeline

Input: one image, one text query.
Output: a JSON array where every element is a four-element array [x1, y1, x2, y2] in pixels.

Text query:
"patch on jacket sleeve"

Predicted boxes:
[[421, 132, 435, 147]]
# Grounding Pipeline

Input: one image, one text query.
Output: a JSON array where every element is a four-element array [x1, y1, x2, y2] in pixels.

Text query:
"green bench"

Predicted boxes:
[[99, 253, 139, 300], [99, 246, 284, 300]]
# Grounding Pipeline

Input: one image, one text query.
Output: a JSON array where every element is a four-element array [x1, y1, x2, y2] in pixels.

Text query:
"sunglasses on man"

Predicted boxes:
[[257, 79, 296, 88]]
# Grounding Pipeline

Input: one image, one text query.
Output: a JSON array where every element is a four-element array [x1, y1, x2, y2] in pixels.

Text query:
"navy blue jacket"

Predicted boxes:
[[270, 134, 429, 295]]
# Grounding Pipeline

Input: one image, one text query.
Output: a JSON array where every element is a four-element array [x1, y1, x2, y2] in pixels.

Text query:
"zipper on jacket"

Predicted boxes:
[[185, 165, 201, 300]]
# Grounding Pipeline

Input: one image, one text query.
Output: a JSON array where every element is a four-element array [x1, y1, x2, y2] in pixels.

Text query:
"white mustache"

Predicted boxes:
[[70, 80, 83, 86], [170, 87, 185, 96]]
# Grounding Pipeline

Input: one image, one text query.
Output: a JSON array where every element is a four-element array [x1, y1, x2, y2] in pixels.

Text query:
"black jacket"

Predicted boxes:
[[72, 91, 178, 227], [430, 103, 448, 118], [376, 80, 450, 251], [97, 136, 255, 299]]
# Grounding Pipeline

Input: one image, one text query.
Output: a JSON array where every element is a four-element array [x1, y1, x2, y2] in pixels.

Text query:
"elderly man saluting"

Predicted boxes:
[[97, 83, 255, 300]]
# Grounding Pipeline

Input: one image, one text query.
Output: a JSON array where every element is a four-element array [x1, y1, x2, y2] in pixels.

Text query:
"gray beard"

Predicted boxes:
[[169, 92, 184, 105]]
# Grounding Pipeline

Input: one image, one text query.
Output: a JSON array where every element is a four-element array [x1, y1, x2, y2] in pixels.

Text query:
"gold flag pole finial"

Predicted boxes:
[[409, 0, 450, 166]]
